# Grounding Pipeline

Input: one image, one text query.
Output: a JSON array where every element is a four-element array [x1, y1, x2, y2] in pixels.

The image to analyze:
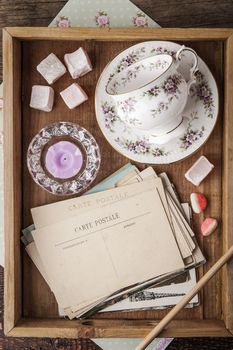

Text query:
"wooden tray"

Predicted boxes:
[[3, 27, 233, 338]]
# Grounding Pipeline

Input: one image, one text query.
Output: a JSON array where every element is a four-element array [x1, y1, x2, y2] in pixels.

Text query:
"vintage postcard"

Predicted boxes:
[[32, 180, 185, 315]]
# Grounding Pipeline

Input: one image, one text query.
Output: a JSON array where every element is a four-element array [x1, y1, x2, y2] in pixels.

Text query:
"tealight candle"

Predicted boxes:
[[45, 140, 83, 179]]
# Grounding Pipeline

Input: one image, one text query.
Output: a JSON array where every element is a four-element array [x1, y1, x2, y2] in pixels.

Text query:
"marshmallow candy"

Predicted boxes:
[[60, 83, 88, 109], [190, 193, 207, 214], [37, 53, 66, 85], [64, 47, 92, 79], [30, 85, 54, 112], [185, 156, 214, 186], [201, 217, 218, 237]]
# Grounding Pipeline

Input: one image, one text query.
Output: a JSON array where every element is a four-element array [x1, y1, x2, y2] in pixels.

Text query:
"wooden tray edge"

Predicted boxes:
[[3, 26, 233, 337], [5, 319, 232, 338]]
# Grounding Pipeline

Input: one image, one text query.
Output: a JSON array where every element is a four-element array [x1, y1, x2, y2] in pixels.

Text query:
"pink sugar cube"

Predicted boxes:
[[37, 53, 66, 85], [64, 47, 92, 79], [60, 83, 88, 109], [30, 85, 54, 112], [185, 156, 214, 186]]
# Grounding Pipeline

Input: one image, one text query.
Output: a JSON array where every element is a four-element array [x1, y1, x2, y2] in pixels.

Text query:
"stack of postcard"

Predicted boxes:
[[21, 164, 205, 319], [100, 204, 199, 313]]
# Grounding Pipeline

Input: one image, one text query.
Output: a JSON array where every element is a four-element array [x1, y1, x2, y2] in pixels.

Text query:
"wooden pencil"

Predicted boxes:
[[135, 245, 233, 350]]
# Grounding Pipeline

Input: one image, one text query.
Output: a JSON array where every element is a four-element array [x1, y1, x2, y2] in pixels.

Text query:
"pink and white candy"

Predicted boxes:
[[190, 193, 207, 214], [64, 47, 92, 79], [30, 85, 54, 112], [37, 53, 66, 85], [201, 217, 218, 236], [60, 83, 88, 109], [185, 156, 214, 186]]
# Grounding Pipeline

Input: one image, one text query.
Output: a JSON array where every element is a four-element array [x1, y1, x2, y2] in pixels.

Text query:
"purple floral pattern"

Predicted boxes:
[[117, 97, 142, 127], [152, 147, 169, 157], [113, 59, 169, 91], [194, 70, 204, 82], [162, 74, 182, 98], [118, 97, 136, 114], [132, 12, 148, 27], [179, 113, 205, 150], [121, 65, 144, 86], [101, 101, 119, 132], [108, 79, 120, 94], [155, 339, 173, 350], [143, 85, 161, 98], [151, 101, 169, 117], [149, 60, 170, 71], [151, 47, 177, 60], [115, 47, 146, 73], [115, 137, 169, 157], [191, 71, 215, 118], [95, 11, 110, 28], [56, 16, 71, 28], [146, 74, 182, 116]]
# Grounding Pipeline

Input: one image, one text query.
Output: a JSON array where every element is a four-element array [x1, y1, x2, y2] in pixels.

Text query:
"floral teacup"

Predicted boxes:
[[106, 45, 198, 139]]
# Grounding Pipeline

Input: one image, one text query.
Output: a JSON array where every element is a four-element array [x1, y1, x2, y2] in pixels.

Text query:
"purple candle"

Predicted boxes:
[[45, 140, 83, 179]]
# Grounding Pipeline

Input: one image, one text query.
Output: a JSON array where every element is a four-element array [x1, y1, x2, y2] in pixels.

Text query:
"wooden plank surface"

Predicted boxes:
[[7, 319, 232, 338], [3, 29, 22, 335], [20, 37, 222, 327], [222, 33, 233, 334], [1, 0, 233, 349], [5, 27, 233, 41]]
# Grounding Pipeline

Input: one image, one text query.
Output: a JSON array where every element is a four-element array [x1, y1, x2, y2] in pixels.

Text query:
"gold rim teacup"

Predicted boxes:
[[106, 45, 198, 139]]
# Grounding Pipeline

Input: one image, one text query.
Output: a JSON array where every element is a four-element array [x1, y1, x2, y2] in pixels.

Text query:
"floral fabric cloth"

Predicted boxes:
[[49, 0, 160, 28], [92, 338, 173, 350]]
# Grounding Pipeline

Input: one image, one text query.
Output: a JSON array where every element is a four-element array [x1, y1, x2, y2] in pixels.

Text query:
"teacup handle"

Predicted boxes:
[[175, 45, 198, 93]]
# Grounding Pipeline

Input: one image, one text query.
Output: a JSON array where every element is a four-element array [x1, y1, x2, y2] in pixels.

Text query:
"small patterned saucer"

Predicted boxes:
[[95, 41, 218, 164], [27, 122, 101, 195]]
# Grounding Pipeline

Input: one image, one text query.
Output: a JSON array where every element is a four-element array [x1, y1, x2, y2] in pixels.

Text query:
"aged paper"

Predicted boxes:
[[32, 176, 154, 229], [32, 180, 185, 312]]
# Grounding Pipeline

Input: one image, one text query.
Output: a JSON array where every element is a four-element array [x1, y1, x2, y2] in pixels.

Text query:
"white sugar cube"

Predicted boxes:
[[185, 156, 214, 186], [60, 83, 88, 109], [30, 85, 54, 112], [37, 53, 66, 85], [64, 47, 92, 79]]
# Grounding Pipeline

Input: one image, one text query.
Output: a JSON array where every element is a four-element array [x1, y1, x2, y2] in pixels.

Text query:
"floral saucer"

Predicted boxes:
[[95, 41, 218, 164]]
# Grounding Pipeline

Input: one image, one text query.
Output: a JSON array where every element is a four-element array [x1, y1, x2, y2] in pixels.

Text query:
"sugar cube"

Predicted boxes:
[[64, 47, 92, 79], [60, 83, 88, 109], [37, 53, 66, 85], [30, 85, 54, 112], [185, 156, 214, 186]]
